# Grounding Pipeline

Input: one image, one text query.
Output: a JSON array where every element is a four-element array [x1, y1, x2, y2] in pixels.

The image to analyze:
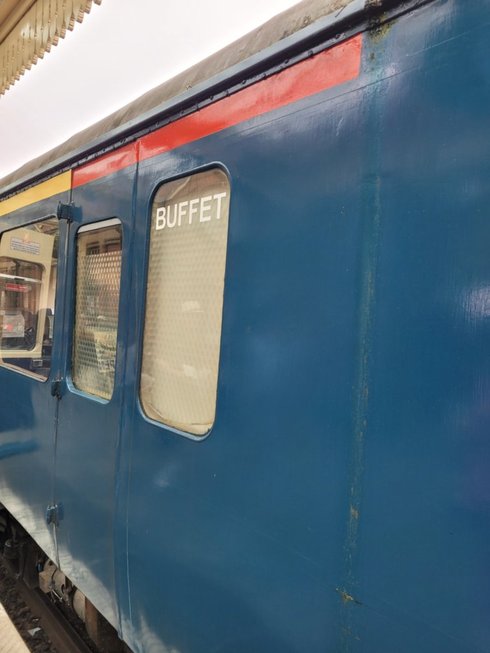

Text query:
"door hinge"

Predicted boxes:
[[56, 201, 74, 222], [50, 378, 63, 400], [45, 503, 63, 527]]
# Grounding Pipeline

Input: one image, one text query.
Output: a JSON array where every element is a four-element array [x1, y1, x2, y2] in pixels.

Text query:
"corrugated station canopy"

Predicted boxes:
[[0, 0, 102, 96]]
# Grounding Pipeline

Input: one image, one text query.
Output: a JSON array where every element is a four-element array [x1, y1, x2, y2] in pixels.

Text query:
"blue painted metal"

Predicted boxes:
[[53, 164, 138, 630], [120, 2, 490, 651], [352, 3, 490, 650], [0, 1, 489, 652]]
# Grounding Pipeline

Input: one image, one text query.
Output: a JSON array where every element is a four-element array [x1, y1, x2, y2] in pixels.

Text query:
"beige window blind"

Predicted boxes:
[[141, 169, 230, 436]]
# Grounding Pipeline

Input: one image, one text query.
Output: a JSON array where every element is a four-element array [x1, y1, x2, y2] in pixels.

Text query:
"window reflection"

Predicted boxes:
[[0, 218, 58, 379]]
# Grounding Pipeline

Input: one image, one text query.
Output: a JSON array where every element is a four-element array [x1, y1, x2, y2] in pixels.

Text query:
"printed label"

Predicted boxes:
[[10, 237, 41, 255], [155, 192, 227, 231]]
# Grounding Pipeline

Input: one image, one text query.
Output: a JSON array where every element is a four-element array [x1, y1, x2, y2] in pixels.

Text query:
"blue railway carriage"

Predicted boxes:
[[0, 1, 489, 651]]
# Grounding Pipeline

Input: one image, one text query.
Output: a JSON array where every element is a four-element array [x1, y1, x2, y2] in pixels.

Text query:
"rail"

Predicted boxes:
[[13, 579, 94, 653]]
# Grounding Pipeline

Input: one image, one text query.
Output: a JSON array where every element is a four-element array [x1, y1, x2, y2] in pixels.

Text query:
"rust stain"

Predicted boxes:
[[342, 626, 361, 643], [366, 6, 394, 45], [337, 588, 363, 606], [339, 589, 355, 604], [370, 19, 392, 44], [339, 168, 382, 650]]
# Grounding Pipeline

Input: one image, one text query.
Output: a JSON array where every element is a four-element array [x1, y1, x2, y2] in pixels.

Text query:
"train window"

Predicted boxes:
[[72, 219, 122, 400], [140, 168, 230, 436], [0, 218, 59, 379]]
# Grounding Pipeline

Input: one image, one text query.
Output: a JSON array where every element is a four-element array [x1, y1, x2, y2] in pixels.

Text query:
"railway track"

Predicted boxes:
[[0, 556, 94, 653], [13, 580, 95, 653]]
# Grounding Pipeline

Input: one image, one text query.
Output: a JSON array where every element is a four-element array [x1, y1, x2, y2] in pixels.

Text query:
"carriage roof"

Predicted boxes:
[[0, 0, 362, 196]]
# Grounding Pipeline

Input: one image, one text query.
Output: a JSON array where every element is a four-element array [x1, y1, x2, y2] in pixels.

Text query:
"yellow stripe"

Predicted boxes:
[[0, 171, 72, 217]]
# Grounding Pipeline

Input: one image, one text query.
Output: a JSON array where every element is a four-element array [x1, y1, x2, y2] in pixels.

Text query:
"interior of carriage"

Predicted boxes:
[[0, 220, 58, 376]]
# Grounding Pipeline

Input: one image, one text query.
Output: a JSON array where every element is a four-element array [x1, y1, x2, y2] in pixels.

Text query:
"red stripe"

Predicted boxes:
[[74, 34, 362, 186], [73, 142, 139, 188]]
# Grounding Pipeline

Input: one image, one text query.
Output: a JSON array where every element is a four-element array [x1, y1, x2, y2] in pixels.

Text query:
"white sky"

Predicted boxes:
[[0, 0, 300, 180]]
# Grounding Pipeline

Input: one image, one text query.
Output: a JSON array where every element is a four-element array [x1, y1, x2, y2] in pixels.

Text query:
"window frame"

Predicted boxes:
[[0, 214, 60, 382], [138, 165, 231, 441], [68, 217, 123, 403]]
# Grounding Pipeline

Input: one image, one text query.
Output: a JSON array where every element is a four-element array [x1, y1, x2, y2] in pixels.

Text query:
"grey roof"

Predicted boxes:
[[0, 0, 364, 196]]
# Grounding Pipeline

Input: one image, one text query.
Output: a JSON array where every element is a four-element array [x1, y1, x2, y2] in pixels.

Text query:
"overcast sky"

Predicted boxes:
[[0, 0, 299, 180]]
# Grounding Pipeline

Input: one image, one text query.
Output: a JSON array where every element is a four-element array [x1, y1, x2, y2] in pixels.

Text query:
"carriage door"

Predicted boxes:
[[0, 216, 63, 563], [53, 216, 125, 629]]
